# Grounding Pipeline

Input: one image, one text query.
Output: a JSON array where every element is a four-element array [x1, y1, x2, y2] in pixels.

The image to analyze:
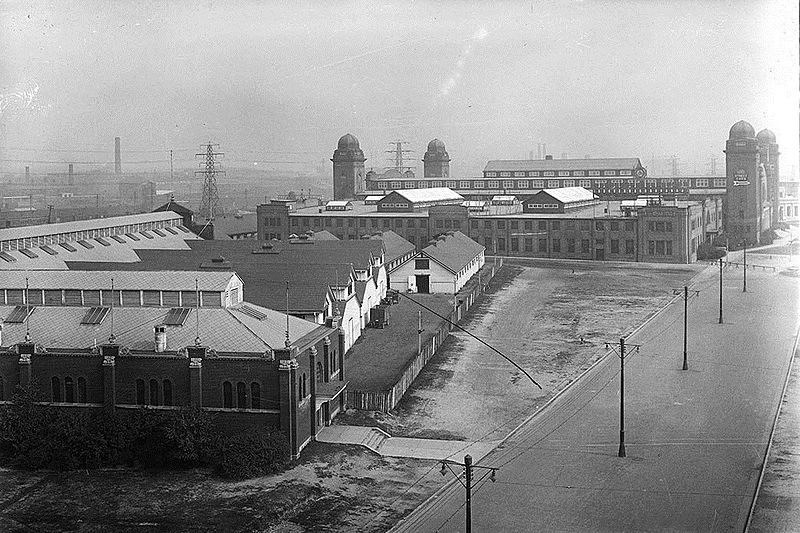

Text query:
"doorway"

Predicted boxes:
[[415, 274, 430, 293]]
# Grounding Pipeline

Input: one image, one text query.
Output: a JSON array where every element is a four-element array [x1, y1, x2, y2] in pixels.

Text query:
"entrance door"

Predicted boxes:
[[595, 248, 605, 261], [416, 274, 430, 293]]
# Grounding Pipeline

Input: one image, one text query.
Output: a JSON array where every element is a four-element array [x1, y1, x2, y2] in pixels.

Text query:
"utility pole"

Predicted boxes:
[[169, 149, 174, 181], [440, 455, 498, 533], [605, 337, 640, 458], [417, 310, 422, 355], [718, 257, 724, 324], [673, 286, 700, 370], [743, 238, 747, 293]]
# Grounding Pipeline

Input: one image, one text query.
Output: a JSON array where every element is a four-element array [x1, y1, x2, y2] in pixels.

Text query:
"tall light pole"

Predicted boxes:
[[718, 257, 724, 324], [606, 337, 640, 458], [673, 286, 700, 370], [440, 455, 498, 533]]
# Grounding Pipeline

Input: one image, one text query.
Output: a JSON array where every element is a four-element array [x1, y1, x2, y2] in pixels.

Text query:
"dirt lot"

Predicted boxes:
[[0, 443, 446, 533], [0, 262, 705, 532], [340, 262, 703, 441]]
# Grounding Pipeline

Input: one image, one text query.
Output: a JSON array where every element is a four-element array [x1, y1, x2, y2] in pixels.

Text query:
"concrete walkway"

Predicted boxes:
[[316, 425, 498, 462], [392, 260, 799, 532]]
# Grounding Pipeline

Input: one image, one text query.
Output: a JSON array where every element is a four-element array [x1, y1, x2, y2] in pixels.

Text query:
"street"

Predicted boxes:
[[392, 262, 799, 532]]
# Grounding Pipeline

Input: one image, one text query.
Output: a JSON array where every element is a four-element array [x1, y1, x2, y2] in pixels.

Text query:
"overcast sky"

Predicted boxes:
[[1, 0, 797, 178]]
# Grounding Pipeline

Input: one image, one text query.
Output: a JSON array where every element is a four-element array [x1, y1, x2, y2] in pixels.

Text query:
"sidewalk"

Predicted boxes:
[[316, 425, 498, 462], [392, 261, 799, 532]]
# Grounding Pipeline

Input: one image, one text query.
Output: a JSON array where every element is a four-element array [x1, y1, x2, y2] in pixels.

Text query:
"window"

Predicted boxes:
[[500, 171, 511, 177], [336, 219, 343, 227], [497, 238, 506, 251], [435, 219, 443, 228], [486, 172, 497, 177], [580, 220, 590, 231], [589, 171, 600, 176], [666, 222, 673, 232], [510, 220, 519, 230], [511, 238, 519, 252], [77, 377, 87, 403], [611, 239, 619, 254], [610, 221, 619, 231], [581, 239, 590, 253], [524, 238, 533, 252], [564, 180, 575, 187], [136, 379, 146, 405], [625, 239, 634, 254], [484, 237, 493, 249], [547, 180, 559, 188], [625, 221, 634, 232], [529, 171, 540, 177], [579, 179, 591, 188], [52, 377, 62, 402], [497, 220, 506, 230], [552, 220, 560, 230], [558, 171, 570, 177], [446, 180, 456, 188], [408, 219, 416, 228], [471, 220, 479, 229], [395, 219, 403, 228], [404, 181, 415, 188], [538, 220, 546, 230], [695, 179, 709, 187], [474, 181, 485, 188], [460, 181, 471, 188], [251, 383, 261, 409], [163, 380, 173, 406], [524, 221, 532, 231], [518, 180, 529, 188], [666, 241, 673, 255], [223, 381, 233, 408], [603, 171, 616, 176], [149, 379, 159, 405], [595, 221, 605, 231], [655, 221, 665, 232], [316, 361, 324, 382], [514, 172, 525, 177], [544, 171, 555, 177], [488, 180, 499, 188], [713, 179, 726, 187], [237, 382, 247, 408], [415, 258, 430, 269], [383, 219, 390, 228], [567, 238, 575, 252], [538, 238, 547, 252], [552, 239, 561, 252], [301, 373, 308, 398]]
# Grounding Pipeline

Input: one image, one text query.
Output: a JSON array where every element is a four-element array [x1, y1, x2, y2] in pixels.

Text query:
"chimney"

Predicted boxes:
[[68, 163, 74, 185], [114, 137, 121, 174], [25, 166, 30, 183], [154, 325, 167, 352], [545, 155, 553, 160]]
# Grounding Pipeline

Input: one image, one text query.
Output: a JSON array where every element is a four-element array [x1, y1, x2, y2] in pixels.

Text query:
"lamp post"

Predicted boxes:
[[718, 257, 724, 324]]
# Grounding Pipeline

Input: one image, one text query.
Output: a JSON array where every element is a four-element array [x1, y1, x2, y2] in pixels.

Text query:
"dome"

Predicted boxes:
[[757, 128, 776, 143], [427, 138, 446, 152], [337, 133, 360, 150], [729, 120, 755, 140]]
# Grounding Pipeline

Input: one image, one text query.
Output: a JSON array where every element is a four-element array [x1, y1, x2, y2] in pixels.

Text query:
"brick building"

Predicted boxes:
[[0, 270, 345, 459]]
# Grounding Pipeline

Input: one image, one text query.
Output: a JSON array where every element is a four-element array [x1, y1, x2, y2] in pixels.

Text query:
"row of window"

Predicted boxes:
[[289, 217, 429, 229], [647, 240, 674, 256], [485, 170, 633, 178], [470, 219, 636, 232], [0, 289, 225, 308], [222, 381, 262, 409], [647, 221, 674, 233], [486, 237, 637, 254], [51, 376, 88, 403], [368, 178, 727, 190]]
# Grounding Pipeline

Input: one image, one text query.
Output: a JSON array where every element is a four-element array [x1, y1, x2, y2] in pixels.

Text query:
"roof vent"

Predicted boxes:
[[154, 325, 167, 352], [211, 256, 225, 263]]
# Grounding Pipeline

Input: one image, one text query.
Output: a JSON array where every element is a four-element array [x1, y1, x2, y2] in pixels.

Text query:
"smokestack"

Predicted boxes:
[[68, 163, 74, 185], [154, 325, 167, 352], [114, 137, 121, 174], [25, 166, 30, 183]]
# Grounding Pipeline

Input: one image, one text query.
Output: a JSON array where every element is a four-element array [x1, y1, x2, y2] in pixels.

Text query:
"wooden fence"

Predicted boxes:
[[347, 259, 503, 412]]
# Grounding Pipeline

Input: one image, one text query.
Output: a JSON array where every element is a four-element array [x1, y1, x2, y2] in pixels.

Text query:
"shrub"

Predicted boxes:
[[214, 431, 290, 479], [696, 242, 726, 260]]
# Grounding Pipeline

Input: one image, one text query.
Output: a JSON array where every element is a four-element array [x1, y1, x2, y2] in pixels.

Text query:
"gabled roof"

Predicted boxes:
[[153, 199, 194, 217], [211, 213, 257, 237], [0, 302, 327, 353], [484, 158, 642, 172], [538, 187, 596, 204], [0, 270, 238, 291], [421, 231, 485, 274], [389, 188, 463, 204], [370, 230, 415, 265]]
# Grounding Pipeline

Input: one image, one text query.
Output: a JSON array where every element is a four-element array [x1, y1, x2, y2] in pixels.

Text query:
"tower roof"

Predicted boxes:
[[427, 138, 446, 152], [337, 133, 360, 150], [729, 120, 755, 140], [423, 138, 450, 162], [756, 128, 776, 143]]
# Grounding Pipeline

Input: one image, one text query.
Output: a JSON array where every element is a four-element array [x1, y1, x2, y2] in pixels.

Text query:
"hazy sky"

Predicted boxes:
[[1, 0, 797, 178]]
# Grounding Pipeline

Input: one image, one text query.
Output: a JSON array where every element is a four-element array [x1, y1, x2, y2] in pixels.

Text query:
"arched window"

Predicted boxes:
[[331, 349, 337, 372], [223, 381, 233, 408], [316, 361, 324, 382], [149, 379, 159, 406], [64, 377, 74, 403], [77, 377, 87, 403], [52, 377, 62, 402], [236, 382, 246, 408], [135, 379, 146, 405], [163, 380, 173, 406], [250, 382, 261, 409]]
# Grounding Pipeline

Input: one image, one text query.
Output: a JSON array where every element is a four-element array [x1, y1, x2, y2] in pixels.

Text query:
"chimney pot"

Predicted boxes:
[[154, 325, 167, 352], [545, 155, 553, 160]]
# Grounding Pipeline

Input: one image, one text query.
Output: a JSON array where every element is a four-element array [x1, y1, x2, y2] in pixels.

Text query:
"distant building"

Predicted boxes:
[[422, 138, 451, 179], [331, 134, 366, 201]]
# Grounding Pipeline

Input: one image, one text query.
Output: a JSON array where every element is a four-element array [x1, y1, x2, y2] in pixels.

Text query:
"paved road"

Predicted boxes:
[[392, 262, 799, 532]]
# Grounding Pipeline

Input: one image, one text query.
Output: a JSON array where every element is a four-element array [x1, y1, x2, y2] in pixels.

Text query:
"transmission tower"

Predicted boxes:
[[196, 142, 225, 219], [385, 141, 414, 172]]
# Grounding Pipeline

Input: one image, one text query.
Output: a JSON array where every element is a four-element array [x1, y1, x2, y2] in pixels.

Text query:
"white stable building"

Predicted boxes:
[[390, 231, 485, 294]]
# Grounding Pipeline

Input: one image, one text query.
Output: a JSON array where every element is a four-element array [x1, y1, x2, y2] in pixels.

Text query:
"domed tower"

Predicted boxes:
[[423, 138, 450, 179], [331, 133, 366, 200], [724, 120, 763, 246], [757, 128, 780, 226]]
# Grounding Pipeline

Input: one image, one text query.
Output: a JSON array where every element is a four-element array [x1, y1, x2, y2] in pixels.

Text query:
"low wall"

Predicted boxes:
[[347, 259, 503, 412]]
